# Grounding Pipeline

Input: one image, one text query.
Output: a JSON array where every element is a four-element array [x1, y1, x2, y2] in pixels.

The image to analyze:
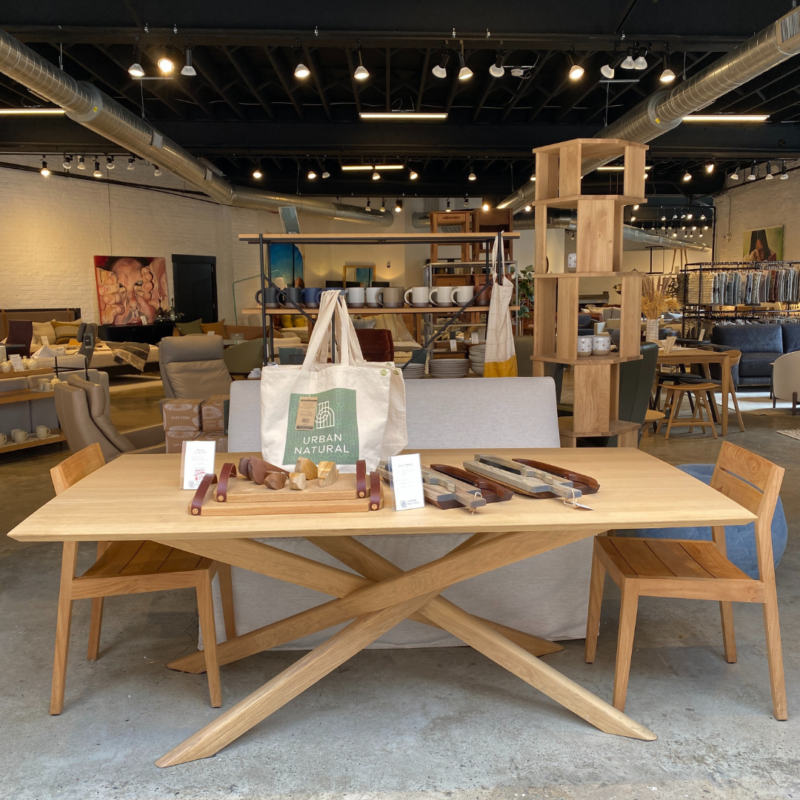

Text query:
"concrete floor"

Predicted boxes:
[[2, 380, 799, 800]]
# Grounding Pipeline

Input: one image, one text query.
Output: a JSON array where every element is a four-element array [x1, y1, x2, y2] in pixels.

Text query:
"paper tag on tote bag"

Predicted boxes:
[[295, 396, 318, 431]]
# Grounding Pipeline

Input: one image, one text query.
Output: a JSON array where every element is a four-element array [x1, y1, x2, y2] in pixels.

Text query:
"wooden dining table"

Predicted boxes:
[[8, 448, 754, 767], [655, 347, 742, 435]]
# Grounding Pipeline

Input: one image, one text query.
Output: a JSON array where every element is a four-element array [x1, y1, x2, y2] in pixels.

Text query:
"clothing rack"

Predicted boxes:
[[680, 260, 800, 337]]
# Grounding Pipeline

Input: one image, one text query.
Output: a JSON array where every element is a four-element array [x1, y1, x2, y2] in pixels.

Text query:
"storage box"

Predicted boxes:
[[163, 399, 203, 432], [195, 431, 228, 453], [201, 395, 229, 433], [165, 430, 199, 454]]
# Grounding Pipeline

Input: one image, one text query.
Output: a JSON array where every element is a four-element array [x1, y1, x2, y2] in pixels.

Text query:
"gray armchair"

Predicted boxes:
[[54, 372, 164, 462], [159, 335, 233, 399]]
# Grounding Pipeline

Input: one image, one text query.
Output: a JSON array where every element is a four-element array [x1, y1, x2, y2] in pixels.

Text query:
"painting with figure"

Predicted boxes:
[[94, 256, 169, 325], [743, 226, 784, 262]]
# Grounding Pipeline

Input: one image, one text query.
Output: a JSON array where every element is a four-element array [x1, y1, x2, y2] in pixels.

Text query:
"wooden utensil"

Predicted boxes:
[[464, 457, 581, 500], [429, 464, 514, 503], [511, 458, 600, 495]]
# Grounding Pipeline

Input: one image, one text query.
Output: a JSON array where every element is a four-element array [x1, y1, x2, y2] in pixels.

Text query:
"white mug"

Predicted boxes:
[[12, 430, 29, 443], [577, 335, 594, 357], [404, 287, 430, 306], [0, 433, 7, 445], [346, 287, 366, 307], [365, 287, 382, 307], [592, 333, 612, 355], [567, 253, 578, 273], [36, 425, 51, 440], [454, 285, 475, 305], [429, 286, 455, 306]]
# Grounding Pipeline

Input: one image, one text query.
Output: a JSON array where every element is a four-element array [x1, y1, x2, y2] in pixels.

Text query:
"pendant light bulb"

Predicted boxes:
[[683, 170, 692, 182], [181, 49, 196, 77], [106, 156, 115, 170], [294, 62, 310, 79], [730, 168, 740, 181], [705, 162, 715, 173], [468, 171, 477, 181], [307, 169, 317, 179], [432, 50, 449, 79], [781, 162, 789, 180], [634, 52, 648, 70], [77, 156, 86, 170], [380, 199, 386, 212], [482, 201, 490, 211], [765, 161, 774, 180], [93, 160, 102, 178], [128, 62, 145, 78], [252, 168, 263, 179], [458, 43, 473, 81], [600, 63, 615, 79], [354, 49, 369, 81], [409, 170, 419, 180], [489, 52, 505, 78], [463, 195, 470, 208], [394, 198, 403, 212], [372, 170, 381, 181], [157, 56, 174, 74], [127, 156, 135, 171], [321, 170, 330, 179], [40, 159, 50, 177], [365, 198, 371, 212], [568, 60, 584, 80], [660, 52, 676, 83], [524, 204, 532, 212], [62, 156, 72, 170], [153, 165, 162, 177], [621, 48, 635, 70], [747, 164, 756, 181]]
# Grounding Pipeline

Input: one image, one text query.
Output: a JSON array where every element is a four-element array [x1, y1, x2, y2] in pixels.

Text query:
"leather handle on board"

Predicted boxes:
[[369, 471, 382, 511], [190, 473, 218, 515], [356, 459, 367, 498], [216, 463, 237, 502]]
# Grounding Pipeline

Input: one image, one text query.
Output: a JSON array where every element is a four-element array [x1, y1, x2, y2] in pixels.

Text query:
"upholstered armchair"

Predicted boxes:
[[159, 335, 233, 399]]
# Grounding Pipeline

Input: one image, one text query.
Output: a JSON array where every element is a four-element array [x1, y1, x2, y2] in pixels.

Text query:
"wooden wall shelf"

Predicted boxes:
[[531, 353, 642, 367], [0, 430, 65, 454]]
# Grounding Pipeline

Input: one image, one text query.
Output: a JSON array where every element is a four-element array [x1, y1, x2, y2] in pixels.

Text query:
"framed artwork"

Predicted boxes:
[[743, 226, 784, 262], [269, 243, 304, 288], [94, 256, 169, 325]]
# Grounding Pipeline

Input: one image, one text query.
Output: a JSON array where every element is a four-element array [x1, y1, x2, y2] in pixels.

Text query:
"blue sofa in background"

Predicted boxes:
[[712, 323, 800, 386]]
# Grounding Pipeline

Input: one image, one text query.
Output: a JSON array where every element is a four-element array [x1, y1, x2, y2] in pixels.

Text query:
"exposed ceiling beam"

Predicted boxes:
[[415, 48, 430, 113], [140, 48, 216, 117], [528, 53, 593, 122], [191, 48, 246, 121], [266, 47, 304, 120], [302, 44, 332, 120], [345, 47, 363, 115], [499, 51, 552, 122], [385, 48, 391, 112], [222, 46, 275, 119]]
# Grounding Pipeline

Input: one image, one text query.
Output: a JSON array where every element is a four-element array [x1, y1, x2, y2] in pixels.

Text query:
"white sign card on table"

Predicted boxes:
[[389, 453, 425, 511], [9, 355, 24, 372], [180, 440, 217, 490]]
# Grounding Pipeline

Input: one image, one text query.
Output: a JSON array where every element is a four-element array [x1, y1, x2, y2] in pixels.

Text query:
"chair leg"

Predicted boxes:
[[585, 544, 607, 663], [87, 542, 109, 661], [762, 583, 788, 720], [612, 581, 640, 713], [50, 542, 78, 715], [196, 572, 222, 708], [793, 392, 797, 417], [720, 602, 737, 663], [703, 392, 718, 439], [217, 562, 237, 640], [665, 389, 684, 440], [732, 391, 745, 432]]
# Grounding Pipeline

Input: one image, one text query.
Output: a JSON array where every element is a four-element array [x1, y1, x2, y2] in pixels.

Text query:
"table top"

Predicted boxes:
[[656, 347, 728, 364], [8, 448, 754, 543]]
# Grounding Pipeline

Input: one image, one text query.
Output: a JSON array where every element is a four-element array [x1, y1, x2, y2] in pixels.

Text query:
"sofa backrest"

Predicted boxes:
[[711, 324, 783, 353], [781, 324, 800, 354], [159, 334, 233, 399]]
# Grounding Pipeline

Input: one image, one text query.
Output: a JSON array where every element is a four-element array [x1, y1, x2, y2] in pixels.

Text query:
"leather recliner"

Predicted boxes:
[[54, 372, 165, 462], [159, 335, 233, 399]]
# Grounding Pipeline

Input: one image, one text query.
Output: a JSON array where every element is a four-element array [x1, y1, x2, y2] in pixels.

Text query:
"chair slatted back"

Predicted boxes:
[[710, 441, 784, 582], [50, 443, 106, 495]]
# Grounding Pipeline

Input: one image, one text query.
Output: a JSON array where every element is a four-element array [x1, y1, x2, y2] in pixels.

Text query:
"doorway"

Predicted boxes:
[[172, 255, 218, 323]]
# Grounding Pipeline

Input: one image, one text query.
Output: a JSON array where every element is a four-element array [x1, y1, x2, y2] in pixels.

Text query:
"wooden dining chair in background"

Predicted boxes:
[[49, 444, 237, 714], [585, 441, 787, 719]]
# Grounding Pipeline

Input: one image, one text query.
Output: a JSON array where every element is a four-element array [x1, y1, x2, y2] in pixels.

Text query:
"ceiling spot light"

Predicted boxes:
[[683, 170, 692, 182], [294, 49, 310, 80], [464, 195, 470, 208], [380, 198, 386, 212], [621, 48, 636, 70], [157, 56, 174, 74], [568, 54, 584, 80], [321, 169, 330, 179], [660, 49, 676, 83], [781, 161, 789, 180], [354, 48, 369, 81], [482, 201, 490, 211], [106, 156, 115, 170], [307, 169, 317, 180], [153, 164, 162, 177], [600, 62, 615, 80], [62, 156, 72, 170], [687, 213, 693, 220], [127, 156, 135, 171], [524, 204, 532, 212], [730, 168, 740, 180], [77, 156, 85, 170], [128, 62, 145, 78], [409, 170, 419, 180], [372, 170, 381, 181], [40, 159, 50, 177], [468, 170, 477, 181], [630, 215, 636, 221], [252, 168, 263, 179], [633, 204, 639, 210], [93, 160, 102, 178], [705, 162, 714, 173], [446, 199, 452, 212], [181, 49, 196, 77], [765, 161, 774, 180], [746, 164, 757, 181], [530, 174, 536, 181], [458, 41, 473, 81], [634, 49, 648, 70], [394, 198, 403, 212], [489, 51, 506, 78], [365, 198, 371, 212], [432, 48, 449, 79]]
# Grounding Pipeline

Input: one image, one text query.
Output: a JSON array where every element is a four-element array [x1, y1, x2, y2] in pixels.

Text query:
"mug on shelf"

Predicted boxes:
[[377, 286, 404, 308], [0, 433, 7, 446], [454, 285, 475, 305], [279, 287, 303, 307], [12, 429, 29, 444], [577, 335, 594, 357], [36, 425, 50, 440], [429, 286, 455, 306], [302, 287, 322, 308], [257, 287, 281, 308], [38, 378, 51, 392], [346, 287, 366, 307], [567, 253, 578, 273], [365, 287, 382, 307], [404, 287, 430, 307], [592, 332, 612, 355]]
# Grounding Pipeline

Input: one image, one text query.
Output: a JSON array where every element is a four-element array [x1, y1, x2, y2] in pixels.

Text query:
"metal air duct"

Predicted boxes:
[[0, 28, 392, 226], [498, 6, 800, 212]]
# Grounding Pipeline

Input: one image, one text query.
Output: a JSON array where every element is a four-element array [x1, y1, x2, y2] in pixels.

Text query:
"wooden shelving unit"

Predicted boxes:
[[530, 137, 647, 447], [0, 370, 65, 455]]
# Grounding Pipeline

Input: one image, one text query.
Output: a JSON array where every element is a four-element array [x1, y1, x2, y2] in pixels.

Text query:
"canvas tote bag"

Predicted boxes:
[[483, 233, 518, 378], [260, 291, 406, 471]]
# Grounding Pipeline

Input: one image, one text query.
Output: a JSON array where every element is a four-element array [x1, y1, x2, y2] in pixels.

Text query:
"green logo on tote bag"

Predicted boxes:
[[283, 388, 360, 464]]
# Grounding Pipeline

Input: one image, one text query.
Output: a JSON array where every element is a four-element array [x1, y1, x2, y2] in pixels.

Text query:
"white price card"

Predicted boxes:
[[180, 439, 217, 490], [389, 453, 425, 511], [9, 354, 24, 372]]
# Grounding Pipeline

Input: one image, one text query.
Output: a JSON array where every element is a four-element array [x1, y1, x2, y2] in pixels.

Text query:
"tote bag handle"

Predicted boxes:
[[302, 291, 366, 369]]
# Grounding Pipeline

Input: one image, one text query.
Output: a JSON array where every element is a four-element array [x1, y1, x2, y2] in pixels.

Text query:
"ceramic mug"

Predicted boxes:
[[36, 425, 50, 440], [567, 253, 578, 273], [377, 287, 404, 308], [302, 287, 322, 307], [257, 287, 281, 308], [346, 287, 366, 307], [454, 285, 475, 305], [577, 335, 594, 357], [0, 433, 7, 445], [592, 333, 612, 355], [404, 287, 430, 307], [365, 287, 382, 307], [12, 429, 29, 443], [429, 286, 455, 306], [279, 287, 303, 307]]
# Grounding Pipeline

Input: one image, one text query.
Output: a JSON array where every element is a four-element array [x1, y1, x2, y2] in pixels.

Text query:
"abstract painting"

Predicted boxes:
[[94, 256, 169, 325]]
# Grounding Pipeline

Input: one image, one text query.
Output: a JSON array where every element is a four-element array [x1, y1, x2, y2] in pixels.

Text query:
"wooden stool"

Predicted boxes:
[[656, 382, 718, 440], [49, 444, 237, 714], [642, 408, 665, 438]]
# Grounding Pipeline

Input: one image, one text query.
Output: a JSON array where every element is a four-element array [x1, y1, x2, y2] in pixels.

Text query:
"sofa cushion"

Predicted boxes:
[[738, 351, 780, 378], [52, 319, 82, 344], [176, 318, 203, 336], [781, 324, 800, 353], [32, 320, 57, 344], [201, 319, 226, 337], [711, 324, 782, 353]]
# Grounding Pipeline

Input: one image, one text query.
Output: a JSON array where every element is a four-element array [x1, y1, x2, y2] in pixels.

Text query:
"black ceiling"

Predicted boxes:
[[2, 0, 800, 199]]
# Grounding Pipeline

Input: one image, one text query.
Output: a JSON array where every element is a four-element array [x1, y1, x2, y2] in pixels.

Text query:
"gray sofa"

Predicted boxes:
[[711, 324, 800, 386]]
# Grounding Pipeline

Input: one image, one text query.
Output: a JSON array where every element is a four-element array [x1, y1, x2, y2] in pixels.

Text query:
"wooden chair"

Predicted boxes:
[[585, 442, 787, 719], [656, 382, 718, 439], [49, 444, 237, 715]]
